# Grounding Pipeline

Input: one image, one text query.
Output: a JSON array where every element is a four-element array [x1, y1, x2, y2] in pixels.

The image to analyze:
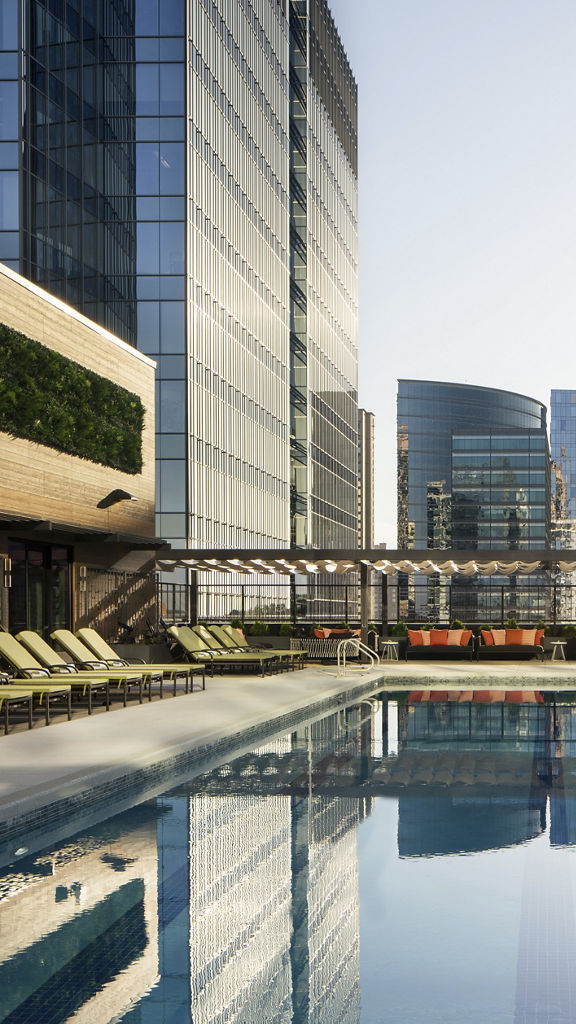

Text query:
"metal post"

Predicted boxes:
[[500, 587, 504, 626], [360, 563, 369, 654], [290, 574, 297, 628], [190, 570, 198, 625], [241, 584, 245, 625], [345, 584, 349, 625], [381, 573, 388, 637]]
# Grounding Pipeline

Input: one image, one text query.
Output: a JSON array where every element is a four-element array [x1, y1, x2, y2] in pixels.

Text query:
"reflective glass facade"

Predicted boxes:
[[307, 0, 358, 549], [1, 0, 138, 341], [1, 0, 357, 555], [397, 380, 549, 620], [551, 390, 576, 541], [550, 390, 576, 619]]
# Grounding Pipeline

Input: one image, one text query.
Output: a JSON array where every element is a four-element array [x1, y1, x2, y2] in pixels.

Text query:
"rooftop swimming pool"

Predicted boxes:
[[1, 688, 575, 1023]]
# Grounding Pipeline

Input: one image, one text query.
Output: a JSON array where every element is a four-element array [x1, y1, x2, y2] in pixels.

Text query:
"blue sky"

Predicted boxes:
[[329, 0, 576, 545]]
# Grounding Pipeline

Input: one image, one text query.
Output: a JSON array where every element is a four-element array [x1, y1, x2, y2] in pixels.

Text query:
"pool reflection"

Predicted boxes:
[[2, 692, 576, 1023]]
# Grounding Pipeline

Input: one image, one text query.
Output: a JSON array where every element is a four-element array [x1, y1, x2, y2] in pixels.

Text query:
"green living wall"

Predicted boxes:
[[0, 323, 144, 474]]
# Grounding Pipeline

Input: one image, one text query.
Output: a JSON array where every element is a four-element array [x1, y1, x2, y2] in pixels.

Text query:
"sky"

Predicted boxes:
[[328, 0, 576, 547]]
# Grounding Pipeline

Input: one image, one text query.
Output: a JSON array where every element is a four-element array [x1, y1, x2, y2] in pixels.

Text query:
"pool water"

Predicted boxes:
[[1, 690, 576, 1023]]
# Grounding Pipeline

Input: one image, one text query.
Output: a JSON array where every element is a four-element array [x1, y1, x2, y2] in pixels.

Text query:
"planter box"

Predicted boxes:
[[248, 634, 291, 649]]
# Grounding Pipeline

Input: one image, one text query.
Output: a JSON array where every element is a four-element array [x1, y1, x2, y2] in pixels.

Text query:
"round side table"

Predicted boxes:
[[550, 640, 567, 661], [380, 640, 399, 661]]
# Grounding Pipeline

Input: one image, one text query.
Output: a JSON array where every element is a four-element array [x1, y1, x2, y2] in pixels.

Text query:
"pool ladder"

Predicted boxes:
[[336, 638, 381, 675]]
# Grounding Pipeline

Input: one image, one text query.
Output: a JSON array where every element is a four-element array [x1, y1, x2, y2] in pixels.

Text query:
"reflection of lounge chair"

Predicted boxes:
[[210, 625, 305, 670], [0, 634, 91, 718], [75, 627, 205, 694], [50, 630, 157, 704], [168, 625, 279, 676]]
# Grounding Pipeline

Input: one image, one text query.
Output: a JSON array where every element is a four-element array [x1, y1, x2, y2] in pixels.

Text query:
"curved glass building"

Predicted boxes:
[[397, 380, 550, 621]]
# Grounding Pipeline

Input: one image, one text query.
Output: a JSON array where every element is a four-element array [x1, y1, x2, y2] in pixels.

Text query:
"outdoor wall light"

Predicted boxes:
[[97, 489, 138, 509]]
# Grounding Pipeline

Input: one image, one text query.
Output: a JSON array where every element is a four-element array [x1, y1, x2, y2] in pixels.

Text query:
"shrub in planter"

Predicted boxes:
[[249, 620, 269, 636], [279, 623, 294, 637], [230, 617, 244, 630], [450, 619, 465, 630], [389, 621, 408, 636], [505, 617, 518, 629]]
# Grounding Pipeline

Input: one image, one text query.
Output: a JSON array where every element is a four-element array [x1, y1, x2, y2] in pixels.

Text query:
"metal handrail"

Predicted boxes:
[[337, 638, 381, 675]]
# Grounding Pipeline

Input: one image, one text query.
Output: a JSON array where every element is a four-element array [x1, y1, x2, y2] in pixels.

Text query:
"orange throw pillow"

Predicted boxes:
[[447, 629, 463, 645], [429, 629, 448, 645], [506, 629, 524, 645], [481, 630, 494, 646], [460, 630, 473, 646], [492, 630, 506, 645], [521, 629, 536, 645], [408, 629, 423, 646]]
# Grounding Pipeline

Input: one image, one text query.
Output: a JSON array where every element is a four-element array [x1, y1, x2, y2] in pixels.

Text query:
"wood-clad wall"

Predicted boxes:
[[0, 265, 156, 538]]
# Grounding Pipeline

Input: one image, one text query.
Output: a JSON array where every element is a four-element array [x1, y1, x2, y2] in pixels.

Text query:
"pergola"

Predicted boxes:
[[155, 548, 576, 636]]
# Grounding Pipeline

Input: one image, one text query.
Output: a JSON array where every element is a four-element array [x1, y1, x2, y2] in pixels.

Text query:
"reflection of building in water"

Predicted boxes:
[[189, 784, 293, 1023], [393, 698, 576, 858], [0, 810, 159, 1023], [188, 717, 364, 1024]]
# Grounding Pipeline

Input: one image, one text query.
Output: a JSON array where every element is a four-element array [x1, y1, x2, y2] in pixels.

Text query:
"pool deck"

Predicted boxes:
[[0, 657, 575, 856]]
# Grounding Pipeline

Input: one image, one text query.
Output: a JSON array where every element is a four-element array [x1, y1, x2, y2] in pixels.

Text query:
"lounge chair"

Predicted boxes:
[[214, 624, 306, 670], [206, 622, 305, 671], [19, 629, 170, 702], [0, 676, 34, 733], [75, 627, 205, 694], [50, 630, 158, 704], [167, 625, 279, 676], [0, 634, 91, 718]]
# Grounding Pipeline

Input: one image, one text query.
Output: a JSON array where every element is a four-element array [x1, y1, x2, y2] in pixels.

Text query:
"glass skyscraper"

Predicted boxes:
[[550, 390, 576, 544], [550, 390, 576, 620], [397, 380, 550, 621], [0, 0, 358, 554]]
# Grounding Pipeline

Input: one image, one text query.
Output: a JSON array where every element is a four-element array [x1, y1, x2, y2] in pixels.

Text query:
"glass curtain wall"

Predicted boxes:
[[16, 0, 137, 341], [133, 0, 187, 546], [451, 431, 551, 623], [397, 380, 549, 622], [307, 0, 358, 550], [550, 390, 576, 620], [187, 0, 291, 552]]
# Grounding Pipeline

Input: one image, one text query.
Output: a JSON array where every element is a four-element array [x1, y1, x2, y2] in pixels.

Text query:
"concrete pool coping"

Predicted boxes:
[[0, 658, 574, 861]]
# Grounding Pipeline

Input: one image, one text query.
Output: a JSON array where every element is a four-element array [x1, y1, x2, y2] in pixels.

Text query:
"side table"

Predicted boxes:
[[380, 640, 399, 661], [550, 640, 567, 661]]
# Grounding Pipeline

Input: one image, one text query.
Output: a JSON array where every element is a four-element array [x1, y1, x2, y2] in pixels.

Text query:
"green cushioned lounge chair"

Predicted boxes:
[[19, 629, 163, 703], [50, 630, 159, 705], [75, 627, 205, 694], [211, 624, 305, 670], [167, 625, 279, 677], [0, 634, 95, 717], [0, 675, 34, 732]]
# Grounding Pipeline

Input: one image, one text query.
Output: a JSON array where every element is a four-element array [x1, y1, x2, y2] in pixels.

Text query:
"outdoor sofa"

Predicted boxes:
[[404, 628, 475, 661], [476, 628, 545, 661]]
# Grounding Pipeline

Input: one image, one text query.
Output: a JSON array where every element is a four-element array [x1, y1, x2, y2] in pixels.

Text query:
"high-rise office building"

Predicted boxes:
[[550, 391, 576, 545], [0, 0, 358, 554], [397, 380, 550, 620], [550, 390, 576, 619]]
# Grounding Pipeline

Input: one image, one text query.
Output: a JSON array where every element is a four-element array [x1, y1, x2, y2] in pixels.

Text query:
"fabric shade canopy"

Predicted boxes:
[[155, 548, 576, 577]]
